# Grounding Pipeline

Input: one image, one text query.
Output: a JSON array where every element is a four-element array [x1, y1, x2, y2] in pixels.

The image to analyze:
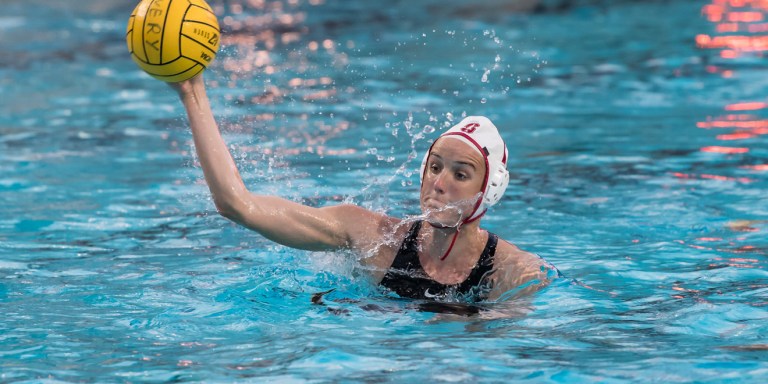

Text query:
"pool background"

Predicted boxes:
[[1, 0, 767, 382]]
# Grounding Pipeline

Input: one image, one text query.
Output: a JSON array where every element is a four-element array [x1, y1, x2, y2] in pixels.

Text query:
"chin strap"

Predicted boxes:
[[439, 228, 460, 261], [429, 198, 484, 261]]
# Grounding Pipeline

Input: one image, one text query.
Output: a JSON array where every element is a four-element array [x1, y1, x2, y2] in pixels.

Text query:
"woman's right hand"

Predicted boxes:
[[167, 73, 203, 97]]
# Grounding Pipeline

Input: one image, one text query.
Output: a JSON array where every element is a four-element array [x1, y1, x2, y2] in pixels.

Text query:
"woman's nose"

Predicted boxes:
[[432, 171, 446, 193]]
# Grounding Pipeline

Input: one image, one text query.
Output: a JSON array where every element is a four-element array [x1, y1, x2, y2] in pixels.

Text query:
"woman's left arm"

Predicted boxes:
[[487, 243, 558, 301]]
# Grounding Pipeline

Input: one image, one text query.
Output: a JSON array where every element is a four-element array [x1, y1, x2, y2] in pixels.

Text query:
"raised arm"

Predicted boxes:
[[170, 75, 390, 251]]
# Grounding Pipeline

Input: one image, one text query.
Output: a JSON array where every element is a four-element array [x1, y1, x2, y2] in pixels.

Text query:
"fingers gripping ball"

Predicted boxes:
[[126, 0, 220, 82]]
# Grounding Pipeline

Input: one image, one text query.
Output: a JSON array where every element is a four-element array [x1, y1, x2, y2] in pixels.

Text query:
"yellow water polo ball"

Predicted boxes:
[[126, 0, 220, 82]]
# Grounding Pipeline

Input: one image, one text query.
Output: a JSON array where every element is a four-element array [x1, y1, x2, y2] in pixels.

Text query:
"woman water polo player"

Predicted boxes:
[[170, 74, 558, 302]]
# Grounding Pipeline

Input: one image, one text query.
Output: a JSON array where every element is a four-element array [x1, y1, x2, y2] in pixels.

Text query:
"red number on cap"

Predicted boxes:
[[461, 123, 479, 134]]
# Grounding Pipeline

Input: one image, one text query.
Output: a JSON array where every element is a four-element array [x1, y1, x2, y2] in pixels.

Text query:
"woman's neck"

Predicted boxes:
[[421, 221, 485, 266], [413, 221, 486, 285]]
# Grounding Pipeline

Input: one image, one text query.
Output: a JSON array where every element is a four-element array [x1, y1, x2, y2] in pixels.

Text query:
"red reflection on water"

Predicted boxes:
[[716, 132, 757, 140], [703, 4, 724, 22], [748, 23, 768, 32], [741, 164, 768, 170], [676, 238, 766, 261], [696, 34, 768, 52], [717, 22, 740, 32], [697, 119, 768, 128], [701, 174, 754, 182], [671, 172, 754, 183], [699, 0, 768, 62], [714, 256, 763, 268], [725, 101, 768, 110], [700, 145, 750, 153], [728, 11, 764, 22]]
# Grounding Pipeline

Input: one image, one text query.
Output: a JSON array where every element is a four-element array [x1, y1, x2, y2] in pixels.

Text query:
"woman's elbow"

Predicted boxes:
[[212, 194, 248, 222]]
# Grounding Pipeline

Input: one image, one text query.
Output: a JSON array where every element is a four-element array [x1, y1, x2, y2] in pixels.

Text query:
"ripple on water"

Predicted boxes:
[[0, 260, 27, 270], [662, 302, 768, 339], [0, 0, 767, 382]]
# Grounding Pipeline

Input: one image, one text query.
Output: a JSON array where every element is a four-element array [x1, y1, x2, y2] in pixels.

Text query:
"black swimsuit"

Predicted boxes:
[[379, 221, 497, 302]]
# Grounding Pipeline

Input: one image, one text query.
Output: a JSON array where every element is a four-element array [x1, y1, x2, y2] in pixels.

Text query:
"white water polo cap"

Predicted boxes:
[[420, 116, 510, 223]]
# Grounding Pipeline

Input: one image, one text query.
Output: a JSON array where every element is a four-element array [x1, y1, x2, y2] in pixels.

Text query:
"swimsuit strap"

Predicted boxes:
[[388, 220, 422, 270]]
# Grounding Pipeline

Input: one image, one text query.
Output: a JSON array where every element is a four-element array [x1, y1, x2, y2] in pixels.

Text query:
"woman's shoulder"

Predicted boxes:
[[331, 204, 409, 258], [329, 204, 402, 233], [492, 237, 542, 267], [486, 236, 558, 300]]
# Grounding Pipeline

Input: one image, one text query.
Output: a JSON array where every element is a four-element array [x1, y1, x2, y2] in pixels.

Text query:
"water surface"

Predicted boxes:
[[1, 0, 767, 382]]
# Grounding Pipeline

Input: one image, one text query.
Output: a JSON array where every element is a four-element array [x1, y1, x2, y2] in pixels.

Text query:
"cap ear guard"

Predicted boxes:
[[483, 161, 509, 206]]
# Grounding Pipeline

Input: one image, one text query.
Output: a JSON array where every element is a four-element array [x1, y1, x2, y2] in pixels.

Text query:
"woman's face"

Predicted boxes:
[[420, 137, 486, 227]]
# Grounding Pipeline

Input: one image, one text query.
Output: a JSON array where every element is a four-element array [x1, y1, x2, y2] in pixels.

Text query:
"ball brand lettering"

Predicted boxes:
[[200, 52, 212, 62], [194, 28, 211, 39], [144, 0, 166, 52], [146, 23, 161, 34], [146, 38, 160, 52], [208, 34, 219, 46], [147, 8, 163, 17], [461, 123, 480, 134], [147, 0, 165, 18], [145, 22, 161, 52]]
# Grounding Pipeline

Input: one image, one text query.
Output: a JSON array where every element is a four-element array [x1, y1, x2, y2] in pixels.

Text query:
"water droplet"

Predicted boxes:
[[423, 125, 435, 134], [480, 98, 487, 104], [367, 148, 378, 155], [481, 69, 490, 83]]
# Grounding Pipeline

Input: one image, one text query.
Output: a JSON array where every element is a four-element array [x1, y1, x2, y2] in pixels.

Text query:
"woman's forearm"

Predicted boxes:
[[177, 76, 248, 213]]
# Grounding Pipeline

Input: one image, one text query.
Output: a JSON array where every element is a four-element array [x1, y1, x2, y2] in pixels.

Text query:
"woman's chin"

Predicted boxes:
[[423, 210, 463, 228]]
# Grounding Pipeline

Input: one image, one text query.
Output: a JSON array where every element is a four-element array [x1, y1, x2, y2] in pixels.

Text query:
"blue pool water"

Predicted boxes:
[[2, 0, 767, 382]]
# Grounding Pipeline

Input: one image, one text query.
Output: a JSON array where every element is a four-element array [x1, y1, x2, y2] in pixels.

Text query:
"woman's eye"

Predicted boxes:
[[455, 172, 468, 180]]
